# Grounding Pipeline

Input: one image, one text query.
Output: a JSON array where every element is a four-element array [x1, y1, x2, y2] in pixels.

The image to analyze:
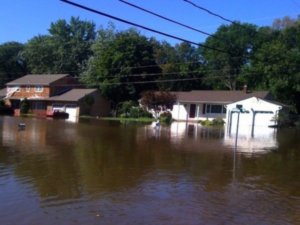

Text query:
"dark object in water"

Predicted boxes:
[[47, 110, 69, 119], [18, 123, 26, 130]]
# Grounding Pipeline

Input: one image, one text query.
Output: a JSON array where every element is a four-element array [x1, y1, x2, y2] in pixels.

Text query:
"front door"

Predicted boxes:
[[189, 104, 196, 118]]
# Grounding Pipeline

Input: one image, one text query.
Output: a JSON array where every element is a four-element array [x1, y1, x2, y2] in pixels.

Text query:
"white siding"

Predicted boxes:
[[226, 97, 281, 129]]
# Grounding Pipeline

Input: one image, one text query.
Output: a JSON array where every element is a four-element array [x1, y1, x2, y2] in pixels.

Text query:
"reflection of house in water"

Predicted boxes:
[[223, 124, 278, 154], [1, 117, 79, 152], [2, 117, 48, 151], [138, 121, 278, 154], [137, 122, 227, 152], [170, 122, 224, 140]]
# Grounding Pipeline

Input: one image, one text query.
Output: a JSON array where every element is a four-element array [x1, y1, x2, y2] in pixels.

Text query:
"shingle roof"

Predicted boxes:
[[6, 74, 69, 86], [0, 88, 6, 97], [174, 90, 271, 103], [47, 89, 97, 102]]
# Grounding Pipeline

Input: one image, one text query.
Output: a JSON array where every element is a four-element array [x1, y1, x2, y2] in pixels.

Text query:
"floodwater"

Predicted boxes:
[[0, 116, 299, 225]]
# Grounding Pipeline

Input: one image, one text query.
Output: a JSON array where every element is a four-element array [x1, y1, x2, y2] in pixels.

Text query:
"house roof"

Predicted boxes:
[[6, 74, 70, 86], [0, 88, 6, 97], [174, 90, 271, 104], [47, 89, 97, 102]]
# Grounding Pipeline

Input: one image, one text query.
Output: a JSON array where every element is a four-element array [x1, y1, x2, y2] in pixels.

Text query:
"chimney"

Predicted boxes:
[[243, 84, 248, 93]]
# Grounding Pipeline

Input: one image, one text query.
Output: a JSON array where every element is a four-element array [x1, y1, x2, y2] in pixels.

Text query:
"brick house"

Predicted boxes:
[[5, 74, 110, 118]]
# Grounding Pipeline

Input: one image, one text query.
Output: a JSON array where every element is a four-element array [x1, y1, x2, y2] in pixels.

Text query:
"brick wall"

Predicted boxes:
[[9, 86, 50, 99]]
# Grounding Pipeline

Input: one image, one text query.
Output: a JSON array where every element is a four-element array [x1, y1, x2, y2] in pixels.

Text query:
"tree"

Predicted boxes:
[[23, 17, 96, 76], [23, 35, 56, 74], [152, 41, 205, 91], [244, 24, 300, 112], [201, 22, 258, 90], [140, 90, 176, 118], [272, 15, 300, 30], [81, 27, 161, 105], [0, 42, 27, 87]]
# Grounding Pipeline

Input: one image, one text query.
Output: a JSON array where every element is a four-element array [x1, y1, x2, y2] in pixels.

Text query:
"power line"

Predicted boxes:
[[99, 77, 202, 86], [66, 71, 268, 87], [0, 65, 247, 78], [183, 0, 237, 25], [119, 0, 219, 40], [59, 0, 229, 54]]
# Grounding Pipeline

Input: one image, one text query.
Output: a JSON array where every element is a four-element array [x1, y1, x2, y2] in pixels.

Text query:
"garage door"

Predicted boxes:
[[52, 103, 65, 112], [65, 104, 78, 118]]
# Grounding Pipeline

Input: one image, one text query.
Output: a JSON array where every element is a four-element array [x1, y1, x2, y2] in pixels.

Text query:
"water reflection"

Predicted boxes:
[[142, 122, 278, 155], [0, 117, 299, 225], [224, 124, 279, 154]]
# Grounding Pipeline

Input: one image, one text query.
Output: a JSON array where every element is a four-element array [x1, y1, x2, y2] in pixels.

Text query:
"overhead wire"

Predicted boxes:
[[0, 61, 250, 78], [183, 0, 237, 25], [59, 0, 229, 54], [0, 69, 268, 85], [118, 0, 220, 40]]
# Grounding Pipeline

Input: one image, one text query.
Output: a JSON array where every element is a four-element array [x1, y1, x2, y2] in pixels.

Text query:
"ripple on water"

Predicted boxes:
[[40, 195, 89, 209]]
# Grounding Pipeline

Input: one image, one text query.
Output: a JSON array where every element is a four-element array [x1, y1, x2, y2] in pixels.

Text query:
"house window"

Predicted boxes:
[[32, 102, 46, 110], [35, 86, 43, 92], [211, 105, 222, 113], [26, 86, 30, 92], [205, 104, 226, 114]]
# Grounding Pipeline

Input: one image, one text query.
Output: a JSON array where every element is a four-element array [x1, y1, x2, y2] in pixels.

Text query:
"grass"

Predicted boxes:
[[100, 117, 155, 123]]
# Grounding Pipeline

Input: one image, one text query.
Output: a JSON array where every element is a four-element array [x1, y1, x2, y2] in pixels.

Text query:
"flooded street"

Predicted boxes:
[[0, 116, 299, 225]]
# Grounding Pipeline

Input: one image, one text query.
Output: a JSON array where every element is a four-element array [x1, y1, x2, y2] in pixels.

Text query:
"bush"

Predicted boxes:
[[199, 118, 225, 127], [20, 98, 30, 114], [159, 111, 172, 124], [0, 100, 5, 107], [211, 118, 225, 126], [128, 107, 153, 118], [116, 101, 153, 118], [199, 119, 211, 126], [116, 101, 138, 117]]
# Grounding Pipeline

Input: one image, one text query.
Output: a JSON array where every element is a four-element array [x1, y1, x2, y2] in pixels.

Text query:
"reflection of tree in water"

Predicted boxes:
[[0, 118, 299, 223]]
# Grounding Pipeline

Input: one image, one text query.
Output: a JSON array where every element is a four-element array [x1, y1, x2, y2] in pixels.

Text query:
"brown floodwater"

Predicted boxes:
[[0, 116, 299, 225]]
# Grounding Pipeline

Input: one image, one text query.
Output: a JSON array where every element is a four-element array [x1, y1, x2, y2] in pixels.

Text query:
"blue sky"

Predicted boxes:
[[1, 0, 299, 45]]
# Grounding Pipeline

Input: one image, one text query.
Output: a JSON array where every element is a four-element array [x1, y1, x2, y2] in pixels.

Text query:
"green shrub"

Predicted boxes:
[[159, 111, 172, 124], [137, 108, 153, 118], [129, 107, 140, 118], [211, 118, 225, 126], [199, 119, 211, 126], [0, 100, 5, 107], [199, 118, 224, 127], [116, 101, 153, 119], [117, 101, 137, 117], [20, 98, 30, 114]]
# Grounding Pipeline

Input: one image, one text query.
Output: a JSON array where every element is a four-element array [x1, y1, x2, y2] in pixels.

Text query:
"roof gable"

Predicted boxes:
[[226, 97, 282, 111], [6, 74, 70, 86]]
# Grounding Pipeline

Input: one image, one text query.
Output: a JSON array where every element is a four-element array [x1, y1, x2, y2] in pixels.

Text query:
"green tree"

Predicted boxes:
[[244, 24, 300, 112], [23, 17, 96, 76], [0, 42, 27, 87], [152, 41, 205, 91], [23, 35, 56, 74], [202, 22, 258, 90], [81, 27, 161, 105]]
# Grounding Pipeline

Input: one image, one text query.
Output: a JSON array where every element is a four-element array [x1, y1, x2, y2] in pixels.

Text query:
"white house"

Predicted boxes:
[[171, 89, 273, 122], [225, 97, 282, 135]]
